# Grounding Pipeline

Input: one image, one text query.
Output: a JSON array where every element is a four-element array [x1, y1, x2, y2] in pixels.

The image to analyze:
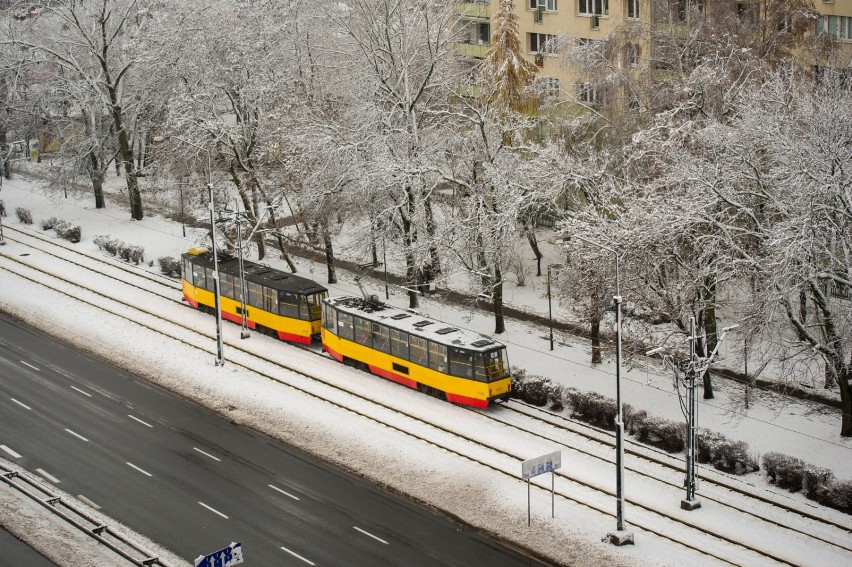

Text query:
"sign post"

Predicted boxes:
[[521, 450, 562, 526], [194, 542, 243, 567]]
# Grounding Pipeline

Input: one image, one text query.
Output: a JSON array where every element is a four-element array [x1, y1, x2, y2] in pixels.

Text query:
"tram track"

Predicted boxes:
[[1, 226, 850, 566]]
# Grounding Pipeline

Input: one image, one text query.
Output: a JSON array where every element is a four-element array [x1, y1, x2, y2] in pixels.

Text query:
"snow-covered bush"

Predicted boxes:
[[54, 221, 81, 243], [0, 199, 6, 217], [803, 465, 835, 496], [566, 390, 619, 429], [158, 256, 181, 278], [697, 428, 759, 475], [763, 452, 806, 490], [41, 216, 59, 230], [15, 207, 32, 224], [816, 480, 852, 515], [630, 413, 685, 452], [510, 370, 563, 409], [94, 234, 143, 263]]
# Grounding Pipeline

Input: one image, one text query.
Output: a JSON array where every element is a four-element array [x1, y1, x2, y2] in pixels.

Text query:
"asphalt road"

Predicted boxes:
[[0, 313, 546, 566], [0, 526, 57, 567]]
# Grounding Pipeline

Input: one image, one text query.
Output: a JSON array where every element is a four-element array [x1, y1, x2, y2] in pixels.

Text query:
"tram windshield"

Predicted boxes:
[[475, 348, 509, 382]]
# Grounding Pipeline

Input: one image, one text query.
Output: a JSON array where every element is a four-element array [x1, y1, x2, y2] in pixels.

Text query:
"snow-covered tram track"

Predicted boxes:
[[1, 238, 848, 566], [485, 401, 852, 551]]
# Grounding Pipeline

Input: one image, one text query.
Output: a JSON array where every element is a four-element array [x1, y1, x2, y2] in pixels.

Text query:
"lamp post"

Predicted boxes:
[[224, 199, 250, 340], [560, 234, 633, 546], [154, 136, 223, 366], [547, 264, 562, 351]]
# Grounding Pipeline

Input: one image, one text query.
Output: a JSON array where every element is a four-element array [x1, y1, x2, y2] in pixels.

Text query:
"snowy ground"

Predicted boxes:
[[1, 167, 851, 565]]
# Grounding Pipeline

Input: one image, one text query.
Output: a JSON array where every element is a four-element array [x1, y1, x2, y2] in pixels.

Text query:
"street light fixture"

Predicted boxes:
[[556, 233, 634, 546], [153, 136, 223, 366]]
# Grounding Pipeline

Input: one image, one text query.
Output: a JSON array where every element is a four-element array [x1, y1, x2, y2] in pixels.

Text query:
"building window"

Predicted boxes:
[[579, 0, 607, 16], [625, 43, 640, 67], [529, 0, 558, 10], [577, 82, 600, 104], [626, 0, 639, 18], [530, 33, 557, 54], [817, 15, 852, 41]]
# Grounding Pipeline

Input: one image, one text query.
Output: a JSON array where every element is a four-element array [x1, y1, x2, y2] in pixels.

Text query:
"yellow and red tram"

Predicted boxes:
[[321, 296, 512, 408], [181, 249, 328, 344]]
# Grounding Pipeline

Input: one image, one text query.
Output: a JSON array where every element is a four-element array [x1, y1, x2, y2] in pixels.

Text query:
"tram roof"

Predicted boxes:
[[325, 296, 505, 353], [183, 251, 327, 295]]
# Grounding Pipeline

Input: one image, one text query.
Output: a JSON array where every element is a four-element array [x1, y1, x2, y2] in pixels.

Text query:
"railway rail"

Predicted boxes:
[[2, 225, 851, 566]]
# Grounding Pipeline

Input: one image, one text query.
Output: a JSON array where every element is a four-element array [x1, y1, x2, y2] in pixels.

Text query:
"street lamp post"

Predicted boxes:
[[153, 135, 223, 366], [547, 264, 562, 351], [561, 234, 634, 546]]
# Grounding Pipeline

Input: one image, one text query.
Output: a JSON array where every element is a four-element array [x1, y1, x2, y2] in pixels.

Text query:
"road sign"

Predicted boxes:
[[194, 542, 243, 567], [522, 450, 561, 480]]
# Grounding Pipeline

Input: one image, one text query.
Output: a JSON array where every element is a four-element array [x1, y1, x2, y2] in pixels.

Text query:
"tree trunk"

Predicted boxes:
[[324, 235, 337, 284], [107, 88, 142, 220], [590, 316, 602, 364], [841, 362, 851, 437], [493, 265, 505, 334], [527, 230, 543, 277], [89, 153, 106, 209]]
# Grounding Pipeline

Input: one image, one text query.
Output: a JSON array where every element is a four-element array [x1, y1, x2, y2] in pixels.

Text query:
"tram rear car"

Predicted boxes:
[[181, 249, 328, 343], [321, 296, 511, 408]]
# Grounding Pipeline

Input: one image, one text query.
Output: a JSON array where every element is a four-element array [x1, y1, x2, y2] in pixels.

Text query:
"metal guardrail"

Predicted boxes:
[[0, 462, 174, 567]]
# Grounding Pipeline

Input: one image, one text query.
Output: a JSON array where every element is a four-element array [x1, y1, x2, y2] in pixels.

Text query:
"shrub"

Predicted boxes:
[[631, 414, 685, 453], [511, 371, 564, 409], [816, 480, 852, 515], [128, 245, 144, 265], [803, 465, 835, 497], [0, 199, 6, 217], [41, 216, 59, 230], [158, 256, 181, 278], [696, 428, 759, 475], [15, 207, 32, 224], [54, 221, 81, 243], [93, 235, 110, 251], [566, 390, 619, 429]]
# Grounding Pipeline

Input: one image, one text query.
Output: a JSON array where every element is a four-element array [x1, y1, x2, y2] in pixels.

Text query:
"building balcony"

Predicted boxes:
[[456, 41, 490, 59], [455, 1, 490, 19]]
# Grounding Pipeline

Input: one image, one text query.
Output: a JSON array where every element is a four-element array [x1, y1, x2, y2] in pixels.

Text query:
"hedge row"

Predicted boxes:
[[94, 234, 145, 265], [763, 452, 851, 514], [41, 217, 81, 243], [511, 371, 759, 477]]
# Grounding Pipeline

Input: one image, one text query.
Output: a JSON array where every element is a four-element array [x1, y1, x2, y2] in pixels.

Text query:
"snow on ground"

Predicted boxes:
[[1, 169, 851, 565]]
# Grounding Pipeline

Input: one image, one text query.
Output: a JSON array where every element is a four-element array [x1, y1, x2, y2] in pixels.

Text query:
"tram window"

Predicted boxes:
[[248, 281, 263, 308], [221, 273, 234, 299], [476, 349, 507, 382], [191, 263, 205, 289], [390, 329, 409, 360], [338, 313, 354, 340], [372, 323, 391, 354], [182, 257, 192, 284], [205, 267, 216, 292], [354, 317, 371, 347], [409, 336, 428, 367], [305, 293, 324, 320], [298, 296, 310, 320], [428, 342, 448, 373], [322, 303, 336, 332], [279, 291, 299, 319], [264, 287, 278, 314], [449, 348, 474, 379]]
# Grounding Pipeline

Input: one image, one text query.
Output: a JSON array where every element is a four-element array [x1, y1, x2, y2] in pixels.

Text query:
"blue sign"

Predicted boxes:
[[521, 450, 562, 480], [194, 542, 243, 567]]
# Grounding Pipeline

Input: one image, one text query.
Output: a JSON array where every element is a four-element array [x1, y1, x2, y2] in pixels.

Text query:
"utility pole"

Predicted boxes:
[[648, 321, 738, 510]]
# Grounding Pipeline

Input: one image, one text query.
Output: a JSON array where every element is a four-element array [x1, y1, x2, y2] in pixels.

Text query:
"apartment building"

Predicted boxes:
[[454, 0, 852, 108]]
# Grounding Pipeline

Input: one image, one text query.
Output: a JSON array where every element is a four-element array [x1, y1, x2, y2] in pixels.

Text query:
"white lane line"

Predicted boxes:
[[353, 526, 389, 545], [20, 360, 39, 371], [76, 494, 101, 509], [10, 398, 32, 410], [70, 386, 92, 398], [268, 484, 300, 501], [36, 468, 60, 483], [65, 428, 89, 442], [280, 546, 315, 565], [0, 445, 22, 459], [193, 447, 221, 462], [126, 462, 153, 477], [198, 502, 228, 519], [127, 414, 153, 428]]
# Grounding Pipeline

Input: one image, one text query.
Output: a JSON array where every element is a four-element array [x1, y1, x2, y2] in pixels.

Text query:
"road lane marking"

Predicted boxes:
[[198, 502, 228, 519], [10, 398, 32, 410], [269, 484, 300, 501], [36, 468, 60, 483], [193, 447, 221, 462], [0, 445, 22, 459], [70, 386, 92, 398], [77, 494, 101, 509], [127, 414, 153, 428], [65, 428, 89, 442], [20, 361, 39, 371], [280, 546, 315, 565], [353, 526, 389, 545], [126, 462, 153, 477]]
